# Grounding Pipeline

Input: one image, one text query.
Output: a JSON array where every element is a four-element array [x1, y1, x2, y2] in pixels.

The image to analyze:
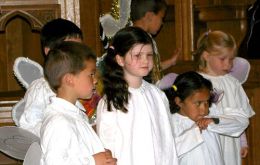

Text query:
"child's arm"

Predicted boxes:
[[240, 132, 249, 158], [160, 48, 180, 70], [207, 105, 249, 137]]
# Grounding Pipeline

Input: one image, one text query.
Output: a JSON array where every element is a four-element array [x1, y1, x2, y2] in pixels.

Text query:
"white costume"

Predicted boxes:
[[200, 73, 255, 165], [96, 80, 178, 165], [19, 77, 85, 137], [171, 103, 249, 165], [40, 97, 104, 165]]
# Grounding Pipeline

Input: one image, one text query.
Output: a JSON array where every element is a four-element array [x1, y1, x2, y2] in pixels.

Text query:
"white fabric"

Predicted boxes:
[[171, 113, 224, 165], [23, 142, 42, 165], [200, 73, 255, 165], [19, 77, 86, 137], [40, 97, 104, 165], [96, 80, 178, 165]]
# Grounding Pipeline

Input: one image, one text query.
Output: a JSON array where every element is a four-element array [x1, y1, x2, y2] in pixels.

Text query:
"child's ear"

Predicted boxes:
[[175, 97, 182, 108], [144, 11, 154, 22], [63, 73, 74, 86], [115, 54, 124, 67], [202, 51, 210, 61]]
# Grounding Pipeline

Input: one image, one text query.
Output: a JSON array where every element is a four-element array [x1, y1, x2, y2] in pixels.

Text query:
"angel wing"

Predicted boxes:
[[23, 142, 42, 165], [13, 57, 44, 89], [0, 126, 40, 160], [157, 73, 179, 90], [229, 57, 250, 84]]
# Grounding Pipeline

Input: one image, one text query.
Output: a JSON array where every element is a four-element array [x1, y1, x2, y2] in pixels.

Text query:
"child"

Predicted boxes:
[[193, 30, 255, 165], [41, 41, 117, 165], [19, 18, 84, 137], [130, 0, 179, 83], [164, 71, 249, 165], [96, 26, 178, 165]]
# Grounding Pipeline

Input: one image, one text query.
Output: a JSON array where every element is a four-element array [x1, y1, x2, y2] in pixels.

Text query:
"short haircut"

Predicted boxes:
[[130, 0, 167, 22], [40, 18, 83, 51], [44, 41, 96, 91]]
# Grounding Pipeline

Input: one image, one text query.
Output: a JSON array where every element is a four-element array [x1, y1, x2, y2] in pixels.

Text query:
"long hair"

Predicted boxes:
[[102, 26, 154, 112], [164, 71, 213, 114], [193, 30, 237, 71]]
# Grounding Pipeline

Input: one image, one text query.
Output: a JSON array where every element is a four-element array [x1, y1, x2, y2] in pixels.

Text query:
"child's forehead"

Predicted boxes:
[[64, 37, 82, 43], [131, 43, 153, 53], [210, 46, 236, 57]]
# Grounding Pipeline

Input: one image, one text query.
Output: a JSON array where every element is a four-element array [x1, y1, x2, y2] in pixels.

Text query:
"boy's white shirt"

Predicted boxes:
[[40, 97, 104, 165], [19, 77, 86, 137]]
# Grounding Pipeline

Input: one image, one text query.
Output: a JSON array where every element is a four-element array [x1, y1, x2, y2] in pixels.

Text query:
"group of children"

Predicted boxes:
[[16, 0, 255, 164]]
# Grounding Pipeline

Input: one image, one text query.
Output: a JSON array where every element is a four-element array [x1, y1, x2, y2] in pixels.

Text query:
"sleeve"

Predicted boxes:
[[41, 116, 95, 165], [208, 104, 249, 137], [96, 98, 120, 156], [19, 79, 53, 136], [174, 124, 204, 157], [235, 83, 255, 118]]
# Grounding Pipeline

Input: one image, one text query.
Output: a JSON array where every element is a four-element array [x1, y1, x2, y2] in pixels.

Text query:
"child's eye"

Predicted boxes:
[[89, 72, 95, 78]]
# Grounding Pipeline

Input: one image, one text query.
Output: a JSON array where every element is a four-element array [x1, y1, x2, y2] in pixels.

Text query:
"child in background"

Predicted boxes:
[[96, 26, 178, 165], [19, 18, 84, 137], [193, 30, 255, 165], [130, 0, 179, 83], [41, 41, 117, 165], [164, 71, 249, 165]]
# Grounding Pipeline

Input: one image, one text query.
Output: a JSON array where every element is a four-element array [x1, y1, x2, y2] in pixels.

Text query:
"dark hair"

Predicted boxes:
[[102, 26, 154, 112], [193, 30, 236, 71], [44, 41, 96, 92], [164, 71, 213, 114], [130, 0, 167, 22], [40, 18, 83, 53]]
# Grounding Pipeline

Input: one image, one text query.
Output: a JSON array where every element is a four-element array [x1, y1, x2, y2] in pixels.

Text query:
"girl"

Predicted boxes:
[[164, 71, 249, 165], [193, 30, 255, 165], [96, 26, 178, 165]]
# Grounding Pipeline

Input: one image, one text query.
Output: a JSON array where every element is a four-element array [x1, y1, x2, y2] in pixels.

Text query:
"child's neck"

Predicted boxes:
[[57, 88, 77, 105]]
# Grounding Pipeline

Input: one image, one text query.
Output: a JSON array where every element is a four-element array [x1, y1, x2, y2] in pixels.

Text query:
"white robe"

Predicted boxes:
[[19, 77, 85, 137], [96, 80, 178, 165], [200, 73, 255, 165], [40, 97, 104, 165], [171, 113, 224, 165]]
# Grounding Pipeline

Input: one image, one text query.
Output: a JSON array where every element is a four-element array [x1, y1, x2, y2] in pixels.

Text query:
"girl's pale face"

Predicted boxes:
[[204, 47, 235, 76], [117, 44, 154, 81], [73, 60, 97, 99], [177, 88, 210, 122]]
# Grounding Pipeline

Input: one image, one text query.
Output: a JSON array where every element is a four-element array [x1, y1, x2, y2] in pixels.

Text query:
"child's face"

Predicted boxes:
[[147, 10, 165, 35], [116, 43, 154, 81], [73, 59, 97, 99], [203, 47, 235, 76], [177, 88, 210, 122]]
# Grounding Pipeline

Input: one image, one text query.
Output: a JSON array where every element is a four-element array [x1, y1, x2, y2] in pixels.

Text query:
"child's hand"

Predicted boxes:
[[241, 146, 249, 158], [93, 150, 117, 165], [170, 48, 180, 66], [196, 118, 214, 131]]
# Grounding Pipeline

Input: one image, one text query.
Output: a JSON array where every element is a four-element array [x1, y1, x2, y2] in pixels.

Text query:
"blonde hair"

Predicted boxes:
[[193, 30, 237, 71]]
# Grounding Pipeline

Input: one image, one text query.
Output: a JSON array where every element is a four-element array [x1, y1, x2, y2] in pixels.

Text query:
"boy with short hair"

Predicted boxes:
[[19, 18, 84, 137], [41, 41, 116, 165]]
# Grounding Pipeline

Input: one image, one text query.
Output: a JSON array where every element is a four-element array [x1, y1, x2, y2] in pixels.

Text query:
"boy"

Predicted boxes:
[[19, 18, 84, 137], [130, 0, 179, 83], [41, 41, 116, 165]]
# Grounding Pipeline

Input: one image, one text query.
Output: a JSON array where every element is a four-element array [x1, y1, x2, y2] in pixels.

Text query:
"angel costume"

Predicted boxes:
[[40, 97, 104, 165], [96, 80, 178, 165], [199, 73, 255, 165], [171, 103, 249, 165], [19, 77, 85, 137]]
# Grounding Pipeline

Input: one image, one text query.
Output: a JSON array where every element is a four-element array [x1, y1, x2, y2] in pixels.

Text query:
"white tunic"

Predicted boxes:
[[171, 113, 224, 165], [40, 97, 104, 165], [19, 77, 85, 137], [96, 80, 178, 165], [200, 73, 255, 165]]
